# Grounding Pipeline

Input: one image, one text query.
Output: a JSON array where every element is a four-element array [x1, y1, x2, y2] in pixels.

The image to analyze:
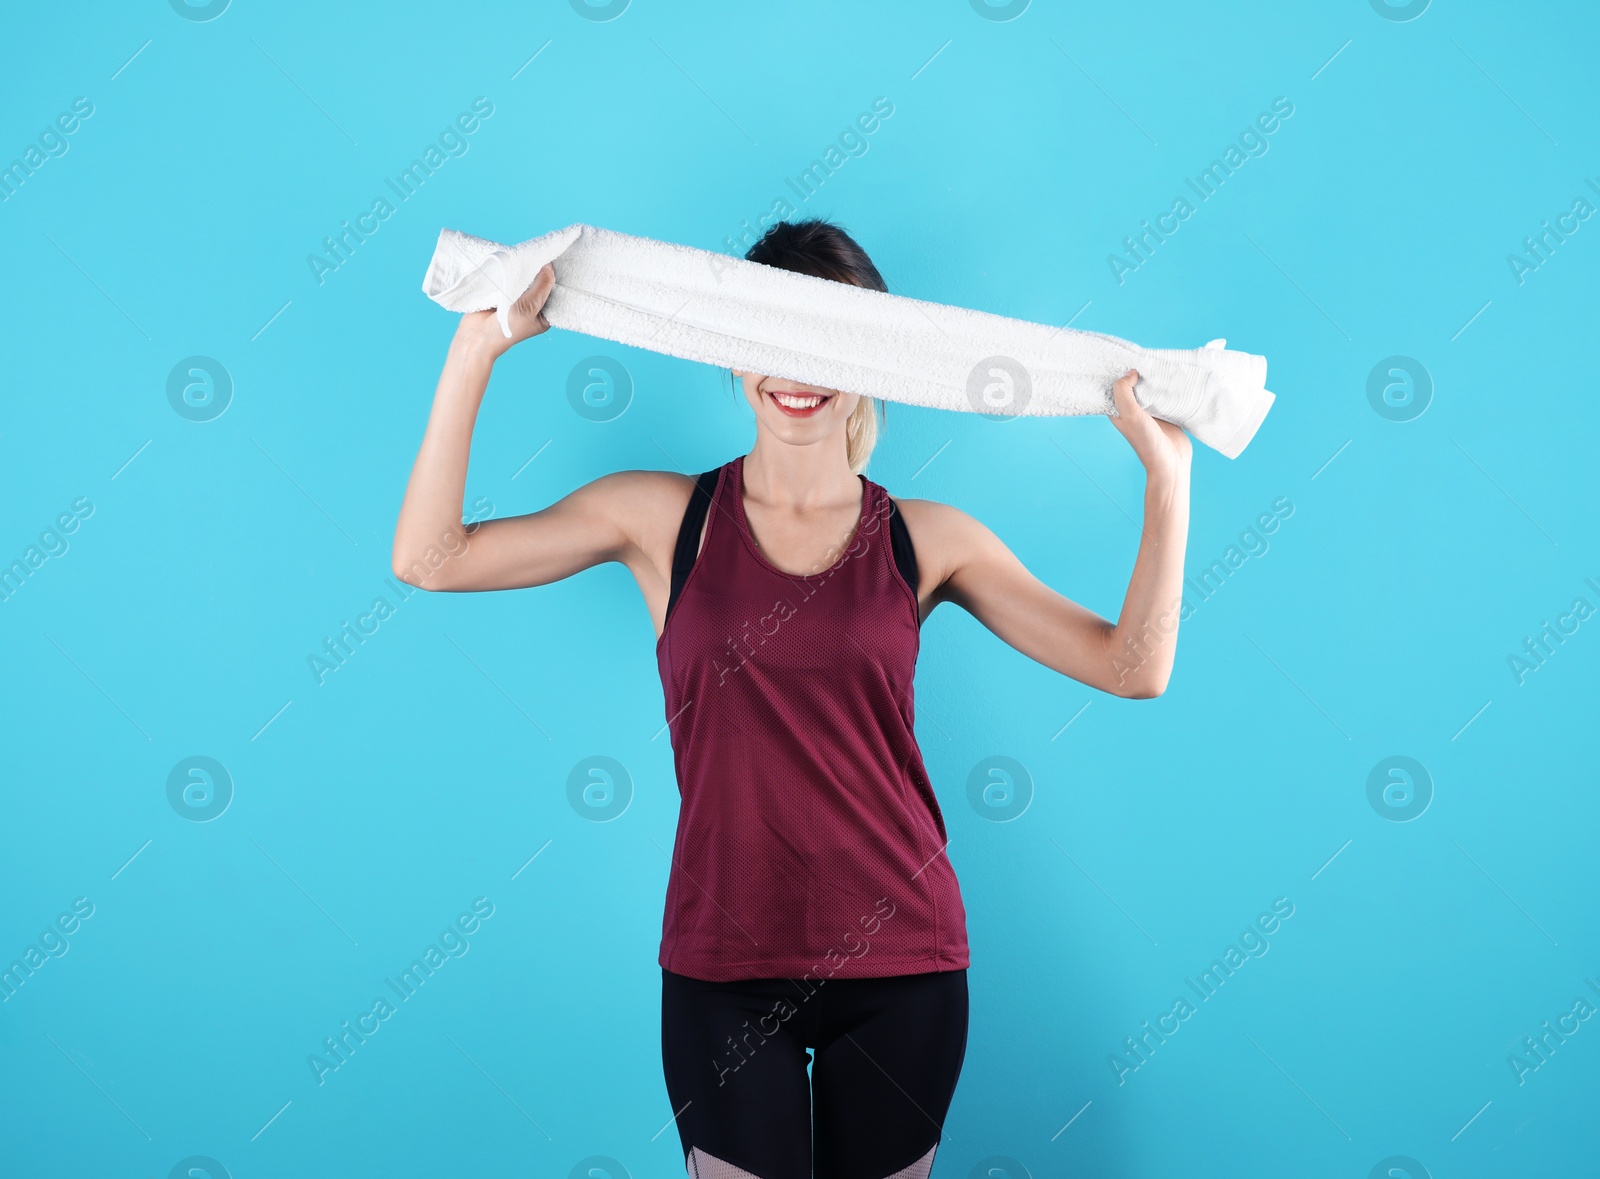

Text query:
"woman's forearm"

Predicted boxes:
[[1106, 463, 1192, 697], [391, 325, 498, 582]]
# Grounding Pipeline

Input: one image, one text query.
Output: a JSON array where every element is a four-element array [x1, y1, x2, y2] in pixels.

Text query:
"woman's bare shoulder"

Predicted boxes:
[[592, 467, 697, 499], [886, 494, 1012, 586], [587, 468, 698, 532], [889, 495, 979, 537]]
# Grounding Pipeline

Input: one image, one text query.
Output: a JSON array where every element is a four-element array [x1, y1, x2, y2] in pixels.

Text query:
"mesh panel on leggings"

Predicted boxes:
[[686, 1143, 937, 1179], [881, 1143, 937, 1179], [686, 1145, 765, 1179], [654, 455, 971, 982]]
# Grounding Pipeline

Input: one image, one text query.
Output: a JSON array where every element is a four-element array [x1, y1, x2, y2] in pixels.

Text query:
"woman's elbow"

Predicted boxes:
[[391, 549, 444, 589], [1112, 670, 1169, 699]]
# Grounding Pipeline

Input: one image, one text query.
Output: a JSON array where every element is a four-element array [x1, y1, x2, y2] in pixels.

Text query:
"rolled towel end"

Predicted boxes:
[[423, 224, 585, 319], [1210, 386, 1275, 460], [420, 228, 488, 305]]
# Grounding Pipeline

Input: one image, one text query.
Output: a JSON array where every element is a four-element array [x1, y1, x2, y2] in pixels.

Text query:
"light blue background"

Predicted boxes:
[[2, 2, 1596, 1177]]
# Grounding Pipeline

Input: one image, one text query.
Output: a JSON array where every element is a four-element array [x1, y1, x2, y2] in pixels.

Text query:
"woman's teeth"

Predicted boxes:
[[772, 391, 826, 409]]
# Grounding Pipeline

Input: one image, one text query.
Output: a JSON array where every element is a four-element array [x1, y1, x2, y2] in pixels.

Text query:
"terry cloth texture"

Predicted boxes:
[[421, 222, 1275, 458]]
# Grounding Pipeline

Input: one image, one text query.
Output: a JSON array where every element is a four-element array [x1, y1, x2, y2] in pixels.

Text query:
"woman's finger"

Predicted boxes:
[[1110, 369, 1145, 426]]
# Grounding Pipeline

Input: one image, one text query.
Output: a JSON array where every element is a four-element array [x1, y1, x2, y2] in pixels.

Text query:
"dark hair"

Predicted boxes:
[[737, 218, 888, 473], [743, 218, 888, 293]]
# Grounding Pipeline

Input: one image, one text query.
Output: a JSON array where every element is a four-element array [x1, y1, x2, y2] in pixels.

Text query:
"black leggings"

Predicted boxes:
[[661, 967, 969, 1179]]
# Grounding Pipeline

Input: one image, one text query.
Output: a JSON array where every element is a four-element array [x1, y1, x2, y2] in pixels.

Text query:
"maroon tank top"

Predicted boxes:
[[654, 454, 970, 982]]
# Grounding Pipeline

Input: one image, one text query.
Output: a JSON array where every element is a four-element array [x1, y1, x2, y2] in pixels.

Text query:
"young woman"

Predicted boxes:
[[392, 220, 1192, 1179]]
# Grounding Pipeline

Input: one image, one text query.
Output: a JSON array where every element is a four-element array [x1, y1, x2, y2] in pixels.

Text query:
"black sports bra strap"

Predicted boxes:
[[887, 496, 919, 598], [666, 467, 723, 624]]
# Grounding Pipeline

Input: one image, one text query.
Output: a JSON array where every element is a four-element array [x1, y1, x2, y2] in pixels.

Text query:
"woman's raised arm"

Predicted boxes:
[[902, 370, 1193, 698], [390, 267, 673, 595]]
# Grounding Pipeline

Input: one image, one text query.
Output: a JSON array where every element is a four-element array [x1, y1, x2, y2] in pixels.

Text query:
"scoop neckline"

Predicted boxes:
[[732, 454, 870, 581]]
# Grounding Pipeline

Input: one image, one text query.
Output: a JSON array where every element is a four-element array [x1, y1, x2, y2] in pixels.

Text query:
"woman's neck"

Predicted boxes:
[[741, 444, 859, 511]]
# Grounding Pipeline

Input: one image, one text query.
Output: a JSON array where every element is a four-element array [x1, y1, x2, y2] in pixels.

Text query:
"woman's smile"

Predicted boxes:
[[766, 385, 834, 417]]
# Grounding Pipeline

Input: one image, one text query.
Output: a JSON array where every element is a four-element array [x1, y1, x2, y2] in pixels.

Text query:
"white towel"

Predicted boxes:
[[421, 223, 1274, 458]]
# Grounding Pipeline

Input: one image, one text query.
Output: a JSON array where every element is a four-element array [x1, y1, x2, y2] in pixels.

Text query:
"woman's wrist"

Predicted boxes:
[[1143, 459, 1190, 511], [1144, 454, 1188, 490], [452, 314, 509, 365]]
